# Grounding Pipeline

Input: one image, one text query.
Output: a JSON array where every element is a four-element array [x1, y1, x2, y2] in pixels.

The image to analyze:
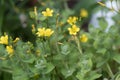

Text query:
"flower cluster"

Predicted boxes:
[[67, 16, 80, 36], [36, 28, 54, 37], [32, 7, 88, 43], [67, 15, 88, 43], [0, 34, 19, 57]]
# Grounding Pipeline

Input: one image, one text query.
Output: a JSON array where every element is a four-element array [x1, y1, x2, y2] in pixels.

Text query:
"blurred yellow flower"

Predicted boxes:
[[34, 6, 37, 16], [67, 16, 78, 25], [13, 37, 20, 43], [41, 2, 46, 6], [58, 22, 64, 27], [6, 45, 14, 56], [0, 34, 8, 45], [36, 28, 45, 37], [44, 29, 54, 37], [42, 8, 53, 17], [36, 50, 40, 56], [36, 28, 54, 37], [80, 9, 88, 18], [80, 34, 88, 43], [0, 57, 6, 60], [68, 25, 80, 35], [32, 24, 36, 33]]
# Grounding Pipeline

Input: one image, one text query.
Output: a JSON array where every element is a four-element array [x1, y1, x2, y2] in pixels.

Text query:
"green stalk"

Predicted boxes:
[[106, 63, 114, 78], [46, 18, 49, 28], [54, 14, 60, 54], [63, 0, 69, 10], [0, 68, 12, 74], [74, 36, 83, 55]]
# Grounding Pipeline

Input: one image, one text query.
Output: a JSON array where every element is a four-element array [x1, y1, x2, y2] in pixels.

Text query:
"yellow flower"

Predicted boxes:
[[36, 28, 54, 37], [67, 16, 78, 25], [13, 37, 20, 43], [0, 34, 8, 45], [44, 29, 54, 37], [6, 45, 14, 56], [68, 25, 80, 35], [80, 34, 88, 43], [97, 2, 106, 7], [80, 9, 88, 18], [36, 28, 45, 37], [42, 8, 53, 17]]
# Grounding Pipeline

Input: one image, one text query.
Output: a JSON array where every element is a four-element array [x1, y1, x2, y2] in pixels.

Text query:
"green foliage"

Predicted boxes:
[[0, 0, 120, 80]]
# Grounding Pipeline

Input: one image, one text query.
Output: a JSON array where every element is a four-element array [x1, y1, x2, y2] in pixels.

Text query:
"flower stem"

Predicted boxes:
[[74, 36, 83, 55], [46, 18, 49, 28]]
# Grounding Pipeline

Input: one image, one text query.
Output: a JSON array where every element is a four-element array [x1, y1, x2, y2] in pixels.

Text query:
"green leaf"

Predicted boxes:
[[61, 44, 70, 55], [13, 68, 29, 80], [35, 59, 47, 69], [114, 73, 120, 80], [86, 71, 102, 80], [96, 53, 110, 68], [88, 24, 95, 32], [53, 54, 65, 60], [22, 54, 35, 63], [96, 48, 106, 55], [89, 74, 102, 80], [76, 72, 84, 80], [61, 68, 75, 78], [99, 19, 108, 30], [29, 11, 35, 18], [39, 15, 46, 21], [79, 55, 93, 73], [113, 53, 120, 64], [43, 63, 55, 74]]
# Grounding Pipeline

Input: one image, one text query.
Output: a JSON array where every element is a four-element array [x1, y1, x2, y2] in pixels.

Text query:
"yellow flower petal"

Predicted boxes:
[[36, 28, 45, 37], [44, 29, 54, 37], [68, 25, 80, 35], [42, 8, 54, 17], [36, 28, 54, 37], [13, 37, 20, 43], [67, 16, 78, 25], [6, 45, 14, 56]]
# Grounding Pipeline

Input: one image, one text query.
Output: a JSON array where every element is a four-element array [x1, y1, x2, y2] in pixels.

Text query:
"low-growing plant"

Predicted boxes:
[[0, 1, 120, 80]]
